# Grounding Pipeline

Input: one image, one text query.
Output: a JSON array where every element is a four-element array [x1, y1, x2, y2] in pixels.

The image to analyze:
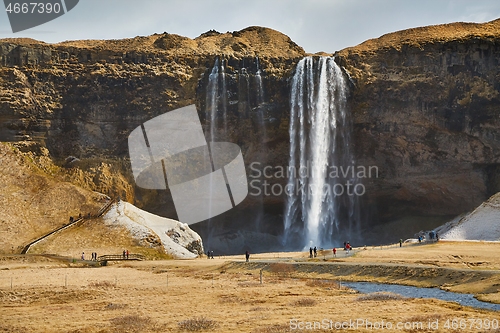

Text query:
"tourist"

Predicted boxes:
[[122, 250, 126, 259], [207, 250, 210, 259], [245, 250, 250, 262], [211, 250, 214, 259], [313, 246, 317, 257], [81, 252, 85, 260], [399, 239, 403, 247], [333, 248, 336, 257], [309, 247, 313, 258], [126, 249, 129, 259]]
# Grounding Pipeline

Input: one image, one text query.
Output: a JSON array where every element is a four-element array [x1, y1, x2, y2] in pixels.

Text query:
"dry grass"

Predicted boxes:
[[109, 315, 152, 333], [356, 292, 408, 301], [405, 313, 443, 322], [88, 280, 115, 289], [305, 279, 340, 289], [104, 303, 127, 310], [339, 19, 500, 55], [292, 297, 317, 307], [218, 294, 243, 303], [1, 243, 499, 332], [251, 323, 294, 333], [177, 317, 218, 331], [269, 263, 295, 278]]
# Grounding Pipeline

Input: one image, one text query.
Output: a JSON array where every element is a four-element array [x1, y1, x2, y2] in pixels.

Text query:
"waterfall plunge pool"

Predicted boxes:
[[344, 281, 500, 312]]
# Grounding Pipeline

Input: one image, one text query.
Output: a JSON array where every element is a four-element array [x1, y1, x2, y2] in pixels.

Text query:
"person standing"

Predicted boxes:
[[245, 250, 250, 262], [313, 246, 317, 258], [126, 249, 129, 259], [309, 247, 313, 258], [333, 248, 336, 257], [122, 250, 126, 259], [399, 239, 403, 247], [81, 252, 85, 260]]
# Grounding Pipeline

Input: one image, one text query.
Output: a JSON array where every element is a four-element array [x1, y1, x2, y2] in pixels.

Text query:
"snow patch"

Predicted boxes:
[[103, 201, 203, 259], [437, 193, 500, 241]]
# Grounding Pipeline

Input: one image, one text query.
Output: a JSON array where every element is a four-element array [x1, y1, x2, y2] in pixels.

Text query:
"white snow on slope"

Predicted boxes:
[[437, 193, 500, 241], [103, 201, 203, 259]]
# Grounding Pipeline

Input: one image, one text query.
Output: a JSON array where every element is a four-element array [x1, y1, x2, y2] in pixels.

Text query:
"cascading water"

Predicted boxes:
[[283, 56, 361, 249], [206, 57, 220, 142], [255, 57, 265, 105], [203, 56, 269, 246], [220, 59, 228, 134]]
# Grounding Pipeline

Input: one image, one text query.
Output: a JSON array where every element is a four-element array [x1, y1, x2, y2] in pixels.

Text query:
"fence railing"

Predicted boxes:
[[97, 254, 145, 262], [21, 198, 115, 254]]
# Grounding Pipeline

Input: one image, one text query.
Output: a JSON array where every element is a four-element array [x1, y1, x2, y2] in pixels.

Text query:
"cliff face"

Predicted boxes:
[[1, 21, 500, 251], [338, 19, 500, 230], [0, 27, 304, 204]]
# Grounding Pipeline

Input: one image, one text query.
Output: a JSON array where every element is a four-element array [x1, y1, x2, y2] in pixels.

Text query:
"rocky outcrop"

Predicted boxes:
[[1, 21, 500, 251], [102, 201, 203, 259]]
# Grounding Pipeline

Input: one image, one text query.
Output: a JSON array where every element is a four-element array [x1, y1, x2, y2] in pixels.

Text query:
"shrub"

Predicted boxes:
[[292, 297, 317, 307], [110, 315, 152, 333], [177, 317, 218, 331], [88, 280, 115, 289]]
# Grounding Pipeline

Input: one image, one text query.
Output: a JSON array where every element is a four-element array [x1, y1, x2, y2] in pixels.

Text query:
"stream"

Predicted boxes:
[[344, 282, 500, 311]]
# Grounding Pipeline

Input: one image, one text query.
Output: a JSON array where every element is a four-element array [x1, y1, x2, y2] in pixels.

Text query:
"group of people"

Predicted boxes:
[[81, 252, 98, 261], [309, 246, 318, 258], [122, 249, 129, 259], [69, 213, 92, 224], [206, 250, 214, 259]]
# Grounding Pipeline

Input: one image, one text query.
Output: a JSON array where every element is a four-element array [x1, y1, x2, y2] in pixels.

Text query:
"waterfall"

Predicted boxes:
[[206, 57, 220, 143], [255, 57, 264, 105], [283, 56, 361, 249], [203, 56, 269, 244], [220, 58, 228, 134]]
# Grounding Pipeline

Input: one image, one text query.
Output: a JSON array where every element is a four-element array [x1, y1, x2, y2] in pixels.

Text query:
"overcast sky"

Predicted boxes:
[[1, 0, 499, 53]]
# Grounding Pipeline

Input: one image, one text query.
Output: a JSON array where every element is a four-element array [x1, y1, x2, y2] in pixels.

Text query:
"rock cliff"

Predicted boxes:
[[1, 20, 500, 251], [337, 19, 500, 237]]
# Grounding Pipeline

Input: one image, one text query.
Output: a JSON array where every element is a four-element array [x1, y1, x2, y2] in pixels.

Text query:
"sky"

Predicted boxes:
[[0, 0, 500, 53]]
